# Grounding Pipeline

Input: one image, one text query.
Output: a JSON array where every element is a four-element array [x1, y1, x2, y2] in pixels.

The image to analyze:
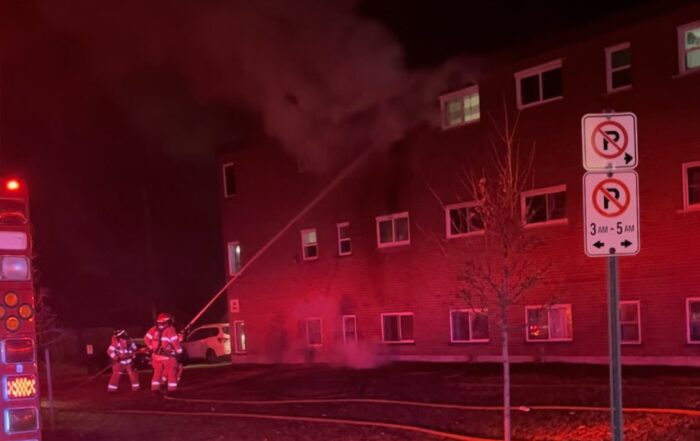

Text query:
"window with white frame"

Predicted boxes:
[[376, 212, 410, 248], [687, 298, 700, 343], [605, 43, 631, 92], [620, 301, 641, 344], [522, 185, 567, 225], [381, 312, 414, 343], [337, 222, 352, 256], [342, 315, 357, 344], [227, 241, 241, 275], [515, 60, 563, 109], [683, 162, 700, 210], [678, 21, 700, 74], [222, 162, 236, 197], [306, 318, 323, 346], [439, 85, 480, 129], [526, 304, 573, 342], [445, 202, 483, 238], [450, 309, 489, 342], [233, 320, 247, 353], [301, 228, 318, 260]]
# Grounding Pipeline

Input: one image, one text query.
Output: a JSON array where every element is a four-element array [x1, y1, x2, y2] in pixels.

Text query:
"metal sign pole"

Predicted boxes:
[[607, 254, 624, 441]]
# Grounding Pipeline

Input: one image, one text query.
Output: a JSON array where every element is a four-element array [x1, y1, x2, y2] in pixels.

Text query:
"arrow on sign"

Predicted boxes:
[[621, 240, 633, 248], [624, 153, 634, 165], [593, 241, 605, 249]]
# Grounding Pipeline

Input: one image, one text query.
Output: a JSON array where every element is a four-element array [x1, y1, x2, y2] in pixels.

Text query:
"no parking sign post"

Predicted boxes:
[[581, 112, 640, 441]]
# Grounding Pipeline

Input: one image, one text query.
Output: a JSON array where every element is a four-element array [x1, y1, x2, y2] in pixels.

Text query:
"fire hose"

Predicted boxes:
[[180, 150, 371, 335]]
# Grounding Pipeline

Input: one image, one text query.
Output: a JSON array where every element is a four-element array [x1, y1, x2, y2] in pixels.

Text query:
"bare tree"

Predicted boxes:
[[458, 106, 550, 441], [35, 287, 66, 349]]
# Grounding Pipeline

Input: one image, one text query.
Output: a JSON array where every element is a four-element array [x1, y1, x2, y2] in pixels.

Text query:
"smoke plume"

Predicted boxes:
[[41, 0, 478, 171]]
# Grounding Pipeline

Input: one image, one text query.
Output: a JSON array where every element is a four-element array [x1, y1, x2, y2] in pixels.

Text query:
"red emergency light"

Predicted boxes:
[[3, 375, 36, 400], [4, 181, 19, 192]]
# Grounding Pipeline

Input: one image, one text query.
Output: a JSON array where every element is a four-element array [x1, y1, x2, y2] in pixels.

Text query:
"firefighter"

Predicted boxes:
[[144, 312, 183, 392], [107, 328, 140, 392]]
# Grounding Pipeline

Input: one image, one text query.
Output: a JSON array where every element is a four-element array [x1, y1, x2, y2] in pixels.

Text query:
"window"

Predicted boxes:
[[678, 21, 700, 74], [337, 222, 352, 256], [450, 309, 489, 343], [381, 313, 414, 343], [301, 228, 318, 260], [233, 320, 246, 353], [606, 43, 631, 92], [376, 212, 410, 248], [620, 301, 641, 344], [445, 202, 484, 238], [515, 60, 563, 109], [222, 162, 236, 197], [227, 241, 241, 275], [342, 315, 357, 344], [683, 162, 700, 210], [439, 85, 480, 129], [526, 304, 573, 342], [306, 318, 323, 346], [522, 185, 567, 225], [687, 298, 700, 343]]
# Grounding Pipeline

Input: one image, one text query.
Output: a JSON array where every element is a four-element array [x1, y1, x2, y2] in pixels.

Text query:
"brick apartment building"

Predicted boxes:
[[219, 3, 700, 366]]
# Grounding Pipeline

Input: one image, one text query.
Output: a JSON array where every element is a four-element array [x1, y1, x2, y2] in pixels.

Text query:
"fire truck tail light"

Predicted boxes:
[[3, 292, 18, 307], [3, 376, 37, 400], [2, 339, 34, 364], [0, 257, 29, 281], [18, 305, 33, 320], [0, 232, 27, 251], [3, 407, 38, 434], [4, 317, 20, 332]]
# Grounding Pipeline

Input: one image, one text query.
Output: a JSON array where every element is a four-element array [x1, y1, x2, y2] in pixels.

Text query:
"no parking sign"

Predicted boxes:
[[582, 112, 637, 170]]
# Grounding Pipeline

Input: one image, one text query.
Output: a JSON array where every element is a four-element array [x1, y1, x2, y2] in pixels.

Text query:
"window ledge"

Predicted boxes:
[[678, 204, 700, 214], [441, 119, 481, 131], [672, 68, 700, 80], [377, 241, 411, 250], [447, 230, 485, 240], [621, 341, 642, 346], [450, 340, 490, 344], [381, 340, 416, 345], [526, 338, 573, 343], [517, 95, 564, 110], [524, 218, 569, 229]]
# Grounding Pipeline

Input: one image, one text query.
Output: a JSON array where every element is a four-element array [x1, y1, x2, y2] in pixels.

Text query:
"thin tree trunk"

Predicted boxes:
[[502, 308, 511, 441]]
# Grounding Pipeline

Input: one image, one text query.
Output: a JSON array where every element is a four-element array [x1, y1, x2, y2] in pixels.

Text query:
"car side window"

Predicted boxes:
[[222, 326, 230, 335], [187, 329, 206, 342]]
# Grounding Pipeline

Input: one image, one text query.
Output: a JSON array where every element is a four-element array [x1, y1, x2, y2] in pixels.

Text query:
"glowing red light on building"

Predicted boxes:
[[4, 375, 36, 399], [5, 180, 19, 192]]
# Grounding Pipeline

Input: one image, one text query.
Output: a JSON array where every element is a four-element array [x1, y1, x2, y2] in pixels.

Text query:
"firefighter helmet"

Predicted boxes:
[[113, 328, 127, 339], [156, 312, 174, 327]]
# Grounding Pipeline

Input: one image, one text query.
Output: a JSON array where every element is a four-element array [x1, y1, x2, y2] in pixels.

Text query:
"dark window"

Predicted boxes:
[[611, 69, 632, 89], [223, 163, 236, 197], [520, 75, 540, 105], [541, 68, 563, 100], [382, 314, 414, 342], [525, 189, 566, 224], [689, 301, 700, 342], [688, 166, 700, 206], [608, 45, 632, 91], [448, 205, 483, 236]]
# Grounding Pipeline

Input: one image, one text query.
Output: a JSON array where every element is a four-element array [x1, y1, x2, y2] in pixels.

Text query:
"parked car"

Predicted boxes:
[[181, 323, 231, 363]]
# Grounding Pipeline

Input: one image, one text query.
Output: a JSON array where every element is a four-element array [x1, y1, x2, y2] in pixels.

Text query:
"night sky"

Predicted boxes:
[[0, 0, 676, 329]]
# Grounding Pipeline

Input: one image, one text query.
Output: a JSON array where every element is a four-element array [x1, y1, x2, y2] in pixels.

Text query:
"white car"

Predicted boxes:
[[181, 323, 231, 363]]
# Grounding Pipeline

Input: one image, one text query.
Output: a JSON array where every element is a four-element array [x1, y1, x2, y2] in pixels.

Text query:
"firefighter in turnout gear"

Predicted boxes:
[[145, 312, 183, 392], [107, 328, 140, 392]]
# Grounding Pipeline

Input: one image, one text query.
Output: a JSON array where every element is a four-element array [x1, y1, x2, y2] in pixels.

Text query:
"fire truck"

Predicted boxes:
[[0, 178, 41, 440]]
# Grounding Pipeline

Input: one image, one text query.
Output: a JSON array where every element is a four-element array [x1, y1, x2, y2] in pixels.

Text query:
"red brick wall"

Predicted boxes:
[[221, 5, 700, 366]]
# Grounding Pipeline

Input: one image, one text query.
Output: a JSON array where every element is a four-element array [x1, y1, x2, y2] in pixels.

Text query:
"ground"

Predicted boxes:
[[41, 362, 700, 440]]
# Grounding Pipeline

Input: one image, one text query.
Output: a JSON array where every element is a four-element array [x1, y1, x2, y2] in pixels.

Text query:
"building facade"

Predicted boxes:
[[219, 4, 700, 366]]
